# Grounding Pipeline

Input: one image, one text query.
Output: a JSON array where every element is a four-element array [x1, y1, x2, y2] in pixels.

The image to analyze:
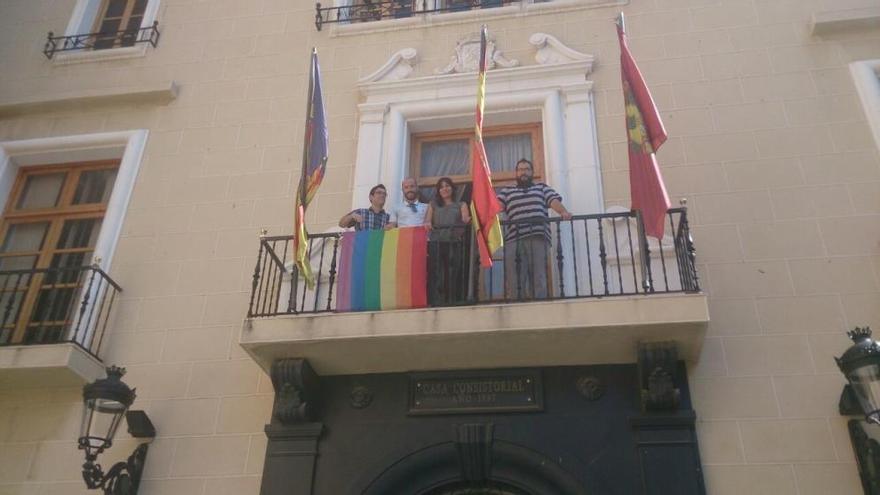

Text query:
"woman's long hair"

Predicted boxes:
[[433, 177, 455, 207]]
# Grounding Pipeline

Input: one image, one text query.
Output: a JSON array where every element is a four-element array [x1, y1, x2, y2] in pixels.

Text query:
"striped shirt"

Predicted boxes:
[[496, 183, 562, 242], [349, 208, 389, 231]]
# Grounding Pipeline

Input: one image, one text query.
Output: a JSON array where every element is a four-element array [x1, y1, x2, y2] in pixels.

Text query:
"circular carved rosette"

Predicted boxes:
[[575, 376, 605, 401], [350, 385, 373, 409]]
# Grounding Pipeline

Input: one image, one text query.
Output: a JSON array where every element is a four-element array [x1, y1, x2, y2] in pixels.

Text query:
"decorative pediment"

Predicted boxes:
[[434, 32, 519, 75], [359, 48, 419, 83], [529, 33, 594, 66]]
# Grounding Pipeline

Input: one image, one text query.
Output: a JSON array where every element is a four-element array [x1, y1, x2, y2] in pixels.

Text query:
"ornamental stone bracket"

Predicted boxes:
[[359, 48, 419, 83], [434, 32, 519, 75], [529, 32, 595, 68], [637, 341, 681, 412], [270, 358, 321, 424]]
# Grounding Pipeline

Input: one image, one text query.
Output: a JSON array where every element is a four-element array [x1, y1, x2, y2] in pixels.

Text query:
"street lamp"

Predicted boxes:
[[78, 366, 155, 495], [836, 327, 880, 424]]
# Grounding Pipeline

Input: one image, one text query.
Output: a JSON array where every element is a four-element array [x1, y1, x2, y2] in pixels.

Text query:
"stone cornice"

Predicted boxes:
[[0, 81, 178, 117]]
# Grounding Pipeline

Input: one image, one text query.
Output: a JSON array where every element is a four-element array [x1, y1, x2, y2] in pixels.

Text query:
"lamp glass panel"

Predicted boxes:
[[79, 402, 96, 440], [850, 365, 880, 422], [82, 397, 127, 444]]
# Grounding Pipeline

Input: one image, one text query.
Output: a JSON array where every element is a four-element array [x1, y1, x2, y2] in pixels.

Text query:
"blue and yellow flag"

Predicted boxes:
[[294, 49, 328, 288]]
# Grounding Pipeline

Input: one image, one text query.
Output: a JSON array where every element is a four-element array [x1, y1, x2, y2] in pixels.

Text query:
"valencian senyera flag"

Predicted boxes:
[[617, 13, 671, 239], [335, 227, 428, 312], [470, 25, 504, 268], [294, 48, 329, 289]]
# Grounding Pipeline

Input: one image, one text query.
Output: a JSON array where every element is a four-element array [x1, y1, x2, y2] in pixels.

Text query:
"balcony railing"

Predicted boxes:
[[315, 0, 516, 30], [248, 208, 699, 317], [43, 21, 161, 59], [0, 264, 121, 359]]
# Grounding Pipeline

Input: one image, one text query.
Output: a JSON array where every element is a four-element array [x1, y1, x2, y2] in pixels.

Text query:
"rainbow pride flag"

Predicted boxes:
[[336, 227, 428, 312]]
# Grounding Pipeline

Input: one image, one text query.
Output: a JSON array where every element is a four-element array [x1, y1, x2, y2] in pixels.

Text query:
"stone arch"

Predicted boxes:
[[360, 440, 587, 495]]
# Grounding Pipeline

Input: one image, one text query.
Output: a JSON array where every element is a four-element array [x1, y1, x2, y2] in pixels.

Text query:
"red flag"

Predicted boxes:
[[470, 25, 504, 268], [617, 15, 671, 239]]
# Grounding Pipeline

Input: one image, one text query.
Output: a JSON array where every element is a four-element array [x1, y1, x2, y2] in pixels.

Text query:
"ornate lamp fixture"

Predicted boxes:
[[79, 366, 155, 495], [836, 327, 880, 424]]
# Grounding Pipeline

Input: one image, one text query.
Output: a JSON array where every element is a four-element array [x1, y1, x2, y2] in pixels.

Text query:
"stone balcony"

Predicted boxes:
[[240, 208, 709, 376], [0, 265, 121, 388]]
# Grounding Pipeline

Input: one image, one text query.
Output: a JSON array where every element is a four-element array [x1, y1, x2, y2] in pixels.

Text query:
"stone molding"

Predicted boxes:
[[434, 32, 519, 75], [529, 32, 594, 66], [359, 48, 419, 83]]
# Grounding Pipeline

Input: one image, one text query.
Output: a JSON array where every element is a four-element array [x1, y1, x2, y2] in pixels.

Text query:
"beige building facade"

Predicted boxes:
[[0, 0, 879, 493]]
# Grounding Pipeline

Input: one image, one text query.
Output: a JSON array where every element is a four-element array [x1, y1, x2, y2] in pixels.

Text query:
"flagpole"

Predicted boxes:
[[299, 48, 317, 206]]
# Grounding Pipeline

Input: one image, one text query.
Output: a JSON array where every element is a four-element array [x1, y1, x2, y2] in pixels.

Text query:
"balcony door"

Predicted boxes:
[[0, 161, 117, 345], [411, 123, 548, 300]]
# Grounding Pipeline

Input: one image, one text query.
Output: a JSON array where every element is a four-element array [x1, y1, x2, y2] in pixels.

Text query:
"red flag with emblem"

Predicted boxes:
[[617, 14, 671, 239]]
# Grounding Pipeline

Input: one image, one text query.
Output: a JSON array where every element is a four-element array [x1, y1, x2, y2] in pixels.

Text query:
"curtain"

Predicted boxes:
[[420, 139, 469, 177], [484, 133, 532, 173], [420, 133, 532, 178]]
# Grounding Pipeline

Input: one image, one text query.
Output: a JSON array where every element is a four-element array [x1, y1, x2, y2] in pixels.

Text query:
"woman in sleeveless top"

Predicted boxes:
[[425, 177, 471, 305]]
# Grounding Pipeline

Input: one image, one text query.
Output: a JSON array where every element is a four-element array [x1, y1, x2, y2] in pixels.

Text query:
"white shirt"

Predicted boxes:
[[390, 201, 428, 226]]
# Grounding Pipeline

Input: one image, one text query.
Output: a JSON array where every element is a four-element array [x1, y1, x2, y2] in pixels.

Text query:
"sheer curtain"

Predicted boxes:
[[419, 133, 532, 177], [484, 133, 532, 173]]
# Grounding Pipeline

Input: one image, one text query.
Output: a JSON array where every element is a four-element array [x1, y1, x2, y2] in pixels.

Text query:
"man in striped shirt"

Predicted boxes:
[[496, 159, 572, 300]]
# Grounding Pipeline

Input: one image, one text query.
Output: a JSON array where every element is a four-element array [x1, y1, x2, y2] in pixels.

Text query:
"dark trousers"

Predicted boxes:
[[428, 240, 468, 306]]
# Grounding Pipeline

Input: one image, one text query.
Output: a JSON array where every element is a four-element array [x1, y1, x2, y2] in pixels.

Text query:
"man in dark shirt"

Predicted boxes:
[[338, 184, 390, 230], [496, 159, 572, 299]]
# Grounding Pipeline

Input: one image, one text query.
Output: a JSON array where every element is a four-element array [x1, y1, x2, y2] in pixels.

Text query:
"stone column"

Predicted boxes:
[[260, 359, 324, 495]]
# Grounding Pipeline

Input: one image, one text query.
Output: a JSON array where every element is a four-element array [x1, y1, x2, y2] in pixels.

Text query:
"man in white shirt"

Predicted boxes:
[[387, 177, 428, 228]]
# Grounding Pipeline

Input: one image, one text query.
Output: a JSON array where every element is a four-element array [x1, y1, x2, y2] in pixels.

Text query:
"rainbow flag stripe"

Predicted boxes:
[[336, 227, 427, 312]]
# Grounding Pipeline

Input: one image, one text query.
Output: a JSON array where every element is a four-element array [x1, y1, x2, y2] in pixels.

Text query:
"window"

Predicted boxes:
[[45, 0, 160, 61], [410, 123, 544, 201], [0, 161, 118, 346], [92, 0, 148, 50]]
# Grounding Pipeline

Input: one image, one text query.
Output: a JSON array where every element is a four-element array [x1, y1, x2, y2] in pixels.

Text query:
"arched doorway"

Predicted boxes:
[[419, 481, 533, 495], [361, 440, 586, 495]]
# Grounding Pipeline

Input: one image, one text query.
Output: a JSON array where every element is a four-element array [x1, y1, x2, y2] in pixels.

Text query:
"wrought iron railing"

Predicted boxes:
[[43, 21, 161, 59], [248, 208, 699, 317], [315, 0, 516, 30], [0, 264, 122, 360]]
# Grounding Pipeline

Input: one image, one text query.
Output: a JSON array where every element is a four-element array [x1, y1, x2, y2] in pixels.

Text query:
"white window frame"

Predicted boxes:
[[53, 0, 162, 65], [0, 131, 147, 347], [0, 130, 147, 274], [851, 59, 880, 152], [354, 47, 602, 217]]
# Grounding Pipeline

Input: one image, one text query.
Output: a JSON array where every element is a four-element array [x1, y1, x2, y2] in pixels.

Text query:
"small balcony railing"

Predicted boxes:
[[315, 0, 516, 30], [0, 264, 122, 360], [43, 21, 161, 59], [248, 208, 699, 317]]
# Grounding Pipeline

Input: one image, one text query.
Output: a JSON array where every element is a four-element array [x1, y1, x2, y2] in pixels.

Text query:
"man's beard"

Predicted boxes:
[[516, 176, 533, 188], [404, 191, 418, 201]]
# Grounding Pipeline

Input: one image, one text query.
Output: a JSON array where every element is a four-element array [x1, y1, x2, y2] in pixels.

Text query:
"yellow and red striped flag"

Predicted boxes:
[[470, 25, 504, 268], [294, 48, 329, 288], [617, 13, 671, 239]]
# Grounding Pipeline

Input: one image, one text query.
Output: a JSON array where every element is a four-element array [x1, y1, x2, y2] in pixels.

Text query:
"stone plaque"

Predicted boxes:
[[409, 369, 543, 415]]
